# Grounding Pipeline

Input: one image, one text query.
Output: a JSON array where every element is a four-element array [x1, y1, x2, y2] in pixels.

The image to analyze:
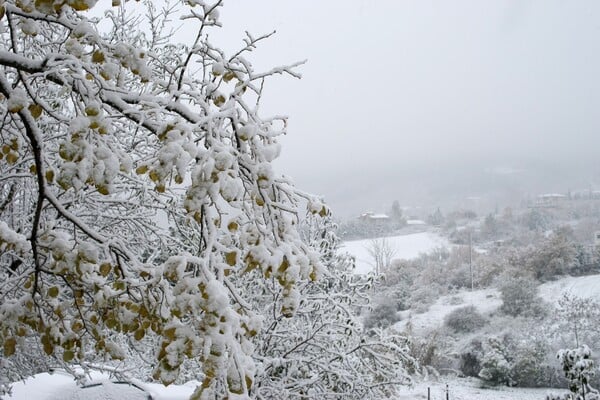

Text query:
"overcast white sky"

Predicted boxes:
[[106, 1, 600, 217], [201, 1, 600, 216]]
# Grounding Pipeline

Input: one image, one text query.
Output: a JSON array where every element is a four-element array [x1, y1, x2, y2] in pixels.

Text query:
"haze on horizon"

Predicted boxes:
[[211, 1, 600, 218]]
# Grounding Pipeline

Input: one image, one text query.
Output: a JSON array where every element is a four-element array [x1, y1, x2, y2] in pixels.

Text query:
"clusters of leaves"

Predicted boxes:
[[247, 211, 413, 398], [558, 346, 597, 396]]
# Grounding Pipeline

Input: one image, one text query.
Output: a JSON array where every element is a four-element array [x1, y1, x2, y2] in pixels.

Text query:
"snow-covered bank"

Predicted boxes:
[[539, 274, 600, 302], [395, 288, 502, 336], [397, 377, 556, 400], [340, 232, 450, 274]]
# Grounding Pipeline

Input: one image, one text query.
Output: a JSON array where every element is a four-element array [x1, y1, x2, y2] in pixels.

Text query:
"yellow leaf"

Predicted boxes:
[[47, 286, 59, 298], [63, 350, 75, 362], [45, 170, 54, 183], [99, 263, 111, 277], [3, 337, 16, 356], [28, 104, 43, 119], [213, 95, 226, 107], [223, 71, 236, 83], [225, 251, 237, 266], [91, 51, 105, 64], [68, 0, 93, 11], [96, 185, 109, 195], [6, 152, 18, 165], [134, 329, 145, 341]]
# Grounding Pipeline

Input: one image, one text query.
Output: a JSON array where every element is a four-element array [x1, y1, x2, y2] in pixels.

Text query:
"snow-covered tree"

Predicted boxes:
[[554, 294, 600, 348], [249, 206, 413, 398], [367, 237, 396, 275], [525, 227, 579, 280], [0, 1, 361, 398], [555, 345, 599, 400]]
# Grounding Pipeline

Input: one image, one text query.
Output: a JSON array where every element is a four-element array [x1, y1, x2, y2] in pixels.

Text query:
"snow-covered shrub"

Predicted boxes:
[[460, 351, 482, 377], [478, 333, 555, 388], [523, 227, 579, 281], [385, 282, 412, 311], [499, 277, 546, 317], [459, 339, 483, 378], [444, 305, 486, 333], [521, 209, 551, 232], [449, 264, 474, 289], [410, 282, 443, 314], [510, 338, 554, 387], [364, 302, 401, 330], [478, 337, 515, 386], [406, 330, 453, 376]]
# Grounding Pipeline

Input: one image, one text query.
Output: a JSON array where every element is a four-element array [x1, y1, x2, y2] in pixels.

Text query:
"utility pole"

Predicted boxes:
[[469, 230, 473, 292]]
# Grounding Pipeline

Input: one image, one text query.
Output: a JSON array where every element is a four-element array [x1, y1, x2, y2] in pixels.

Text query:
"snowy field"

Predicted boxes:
[[3, 370, 197, 400], [340, 232, 450, 274], [397, 377, 555, 400], [4, 372, 564, 400]]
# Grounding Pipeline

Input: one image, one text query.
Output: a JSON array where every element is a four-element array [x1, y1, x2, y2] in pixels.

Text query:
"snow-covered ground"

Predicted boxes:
[[397, 377, 556, 400], [3, 370, 196, 400], [394, 273, 600, 336], [340, 232, 450, 274], [539, 274, 600, 302], [5, 272, 598, 400], [5, 372, 564, 400], [395, 288, 502, 336]]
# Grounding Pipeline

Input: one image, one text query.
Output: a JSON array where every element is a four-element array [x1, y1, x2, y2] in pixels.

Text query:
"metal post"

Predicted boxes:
[[469, 231, 473, 291], [427, 387, 430, 400]]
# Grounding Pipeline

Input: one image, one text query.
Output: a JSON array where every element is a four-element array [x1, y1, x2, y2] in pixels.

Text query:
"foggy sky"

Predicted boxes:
[[206, 2, 600, 217]]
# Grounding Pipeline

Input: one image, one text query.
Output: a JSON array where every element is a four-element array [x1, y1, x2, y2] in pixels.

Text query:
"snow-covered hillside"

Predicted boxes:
[[394, 273, 600, 336], [395, 288, 502, 336], [539, 274, 600, 302], [340, 232, 450, 274]]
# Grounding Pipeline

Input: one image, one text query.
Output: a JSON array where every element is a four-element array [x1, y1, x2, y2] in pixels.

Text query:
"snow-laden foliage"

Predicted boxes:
[[546, 345, 600, 400], [553, 294, 600, 349], [247, 210, 414, 398], [0, 1, 384, 398], [558, 346, 597, 395]]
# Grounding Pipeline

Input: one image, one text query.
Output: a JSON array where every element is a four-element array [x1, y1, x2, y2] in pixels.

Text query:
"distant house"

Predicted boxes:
[[359, 212, 390, 223], [535, 193, 567, 208], [569, 190, 600, 200], [595, 231, 600, 247]]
